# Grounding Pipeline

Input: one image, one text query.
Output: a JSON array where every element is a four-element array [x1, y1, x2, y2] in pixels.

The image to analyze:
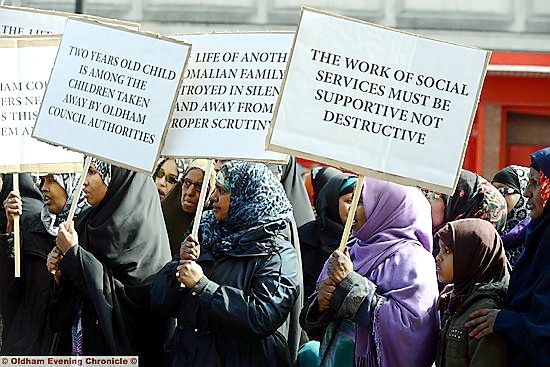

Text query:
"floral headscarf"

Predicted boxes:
[[493, 165, 531, 233], [199, 161, 293, 255]]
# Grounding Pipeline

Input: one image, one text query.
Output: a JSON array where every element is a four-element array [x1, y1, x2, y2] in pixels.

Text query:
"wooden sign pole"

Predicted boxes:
[[12, 173, 20, 277]]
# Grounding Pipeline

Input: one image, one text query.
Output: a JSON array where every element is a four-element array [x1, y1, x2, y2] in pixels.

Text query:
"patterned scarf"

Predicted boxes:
[[541, 171, 550, 209], [40, 173, 88, 236], [91, 157, 112, 187], [494, 166, 531, 233], [199, 161, 293, 255]]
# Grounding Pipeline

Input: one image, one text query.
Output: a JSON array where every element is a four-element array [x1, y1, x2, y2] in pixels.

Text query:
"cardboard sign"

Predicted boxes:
[[162, 33, 289, 162], [0, 5, 139, 35], [0, 36, 82, 173], [266, 8, 490, 194], [32, 19, 191, 174]]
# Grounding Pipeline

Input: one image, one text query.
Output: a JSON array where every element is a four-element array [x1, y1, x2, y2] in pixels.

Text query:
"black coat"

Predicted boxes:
[[0, 212, 57, 355], [151, 220, 300, 367]]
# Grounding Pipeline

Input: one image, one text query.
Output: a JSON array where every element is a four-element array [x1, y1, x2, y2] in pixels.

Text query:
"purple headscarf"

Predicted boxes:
[[322, 178, 439, 366]]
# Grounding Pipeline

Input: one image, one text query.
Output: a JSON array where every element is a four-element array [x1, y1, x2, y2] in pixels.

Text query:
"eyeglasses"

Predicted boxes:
[[183, 178, 202, 194], [156, 169, 178, 184], [497, 187, 518, 197]]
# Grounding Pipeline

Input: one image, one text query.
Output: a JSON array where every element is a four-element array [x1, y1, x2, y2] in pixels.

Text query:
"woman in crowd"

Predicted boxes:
[[467, 147, 550, 365], [47, 159, 171, 366], [303, 167, 342, 215], [299, 173, 357, 300], [435, 219, 509, 367], [492, 165, 531, 267], [300, 178, 439, 367], [162, 159, 216, 257], [151, 161, 300, 367], [0, 173, 86, 354], [154, 158, 186, 202], [427, 170, 507, 236]]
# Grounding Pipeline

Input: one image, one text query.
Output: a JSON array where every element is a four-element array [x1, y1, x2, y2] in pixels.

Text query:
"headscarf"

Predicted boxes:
[[320, 177, 437, 366], [199, 161, 292, 256], [91, 157, 112, 187], [442, 170, 507, 233], [314, 173, 357, 250], [493, 165, 531, 233], [265, 157, 314, 227], [311, 166, 341, 204], [162, 159, 216, 257], [40, 173, 88, 236], [436, 219, 508, 299], [79, 160, 171, 288], [531, 147, 550, 209], [154, 157, 186, 182]]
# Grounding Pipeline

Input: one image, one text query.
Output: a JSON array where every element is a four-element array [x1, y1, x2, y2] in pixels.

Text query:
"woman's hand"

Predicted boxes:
[[317, 279, 336, 312], [56, 221, 78, 254], [180, 234, 200, 261], [327, 248, 353, 285], [47, 247, 63, 284], [176, 260, 204, 288], [465, 308, 500, 339], [3, 191, 22, 233]]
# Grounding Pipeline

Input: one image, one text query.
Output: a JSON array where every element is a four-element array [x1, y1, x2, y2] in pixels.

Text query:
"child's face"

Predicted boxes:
[[436, 240, 453, 283]]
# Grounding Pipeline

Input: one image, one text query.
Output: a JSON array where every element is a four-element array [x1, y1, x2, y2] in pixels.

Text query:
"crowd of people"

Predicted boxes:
[[0, 146, 548, 367]]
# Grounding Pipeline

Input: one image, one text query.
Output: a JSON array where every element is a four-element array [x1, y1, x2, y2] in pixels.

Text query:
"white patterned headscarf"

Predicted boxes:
[[40, 173, 89, 236]]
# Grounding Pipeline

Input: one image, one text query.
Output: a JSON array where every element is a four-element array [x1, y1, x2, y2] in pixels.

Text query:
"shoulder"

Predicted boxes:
[[384, 242, 436, 273]]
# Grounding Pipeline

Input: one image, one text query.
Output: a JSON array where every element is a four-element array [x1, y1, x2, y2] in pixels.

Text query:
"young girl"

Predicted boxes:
[[435, 218, 509, 367]]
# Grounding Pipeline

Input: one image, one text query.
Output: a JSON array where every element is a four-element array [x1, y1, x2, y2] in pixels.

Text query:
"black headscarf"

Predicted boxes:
[[311, 166, 341, 205], [441, 170, 507, 233], [0, 173, 43, 232], [79, 165, 171, 288]]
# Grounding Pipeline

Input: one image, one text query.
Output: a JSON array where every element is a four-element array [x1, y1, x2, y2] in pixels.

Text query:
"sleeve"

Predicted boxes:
[[330, 271, 380, 328], [494, 271, 550, 363], [0, 233, 21, 329], [150, 260, 186, 317], [468, 333, 508, 367], [191, 244, 299, 337], [299, 291, 335, 341]]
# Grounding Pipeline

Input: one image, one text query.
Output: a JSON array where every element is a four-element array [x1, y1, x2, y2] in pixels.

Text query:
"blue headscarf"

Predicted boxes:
[[199, 161, 293, 255]]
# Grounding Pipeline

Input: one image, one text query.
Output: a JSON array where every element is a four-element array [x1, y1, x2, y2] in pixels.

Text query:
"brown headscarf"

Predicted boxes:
[[436, 218, 508, 296]]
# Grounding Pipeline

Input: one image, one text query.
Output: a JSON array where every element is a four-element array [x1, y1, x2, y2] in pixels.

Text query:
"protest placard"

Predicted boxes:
[[0, 5, 139, 36], [0, 36, 82, 173], [162, 32, 289, 162], [32, 18, 192, 174], [266, 8, 491, 194]]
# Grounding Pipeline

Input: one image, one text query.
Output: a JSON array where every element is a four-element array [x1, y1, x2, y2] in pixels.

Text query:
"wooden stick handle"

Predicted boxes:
[[66, 156, 91, 223], [13, 173, 20, 278], [338, 175, 365, 252], [191, 160, 214, 237]]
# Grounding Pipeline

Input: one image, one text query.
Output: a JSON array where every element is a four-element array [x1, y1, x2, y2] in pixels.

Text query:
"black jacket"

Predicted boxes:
[[0, 212, 57, 355], [151, 220, 300, 367]]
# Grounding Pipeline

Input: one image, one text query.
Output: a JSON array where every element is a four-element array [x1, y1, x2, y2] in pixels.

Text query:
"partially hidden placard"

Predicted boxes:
[[162, 32, 290, 162], [266, 8, 491, 194], [32, 18, 191, 174], [0, 36, 82, 173]]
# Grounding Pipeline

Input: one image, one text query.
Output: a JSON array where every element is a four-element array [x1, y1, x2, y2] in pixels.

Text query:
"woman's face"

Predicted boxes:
[[525, 167, 544, 219], [211, 183, 231, 222], [428, 195, 445, 232], [40, 175, 68, 214], [155, 159, 179, 201], [338, 192, 353, 225], [83, 163, 108, 207], [492, 182, 520, 214], [435, 240, 454, 283], [180, 168, 204, 214], [352, 197, 366, 233]]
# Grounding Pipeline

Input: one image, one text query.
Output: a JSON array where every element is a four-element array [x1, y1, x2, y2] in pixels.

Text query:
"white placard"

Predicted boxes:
[[32, 19, 191, 174], [162, 33, 289, 162], [0, 5, 139, 36], [0, 37, 82, 173], [267, 8, 490, 194]]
